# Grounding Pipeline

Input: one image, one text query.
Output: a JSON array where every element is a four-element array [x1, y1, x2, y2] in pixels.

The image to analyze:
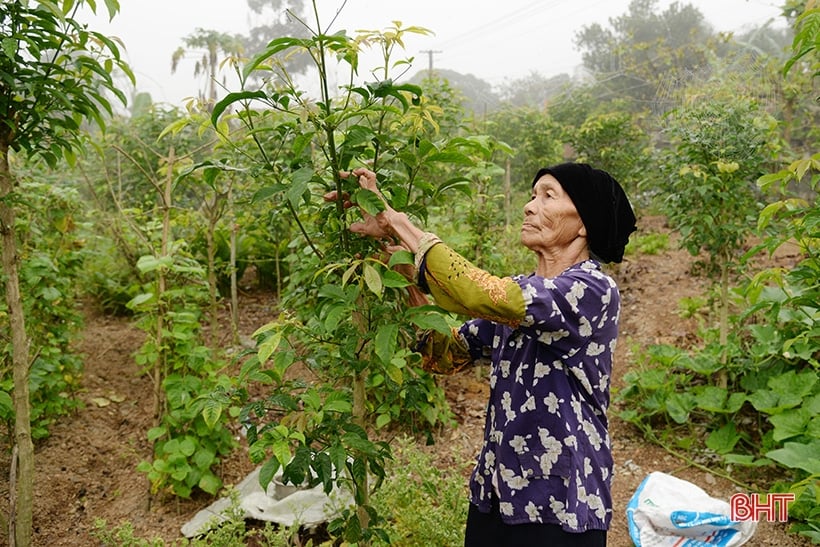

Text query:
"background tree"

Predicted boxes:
[[0, 1, 131, 544], [496, 72, 573, 109], [575, 0, 717, 108], [411, 69, 500, 117], [242, 0, 311, 76], [658, 88, 782, 386], [567, 109, 651, 208], [171, 29, 245, 110]]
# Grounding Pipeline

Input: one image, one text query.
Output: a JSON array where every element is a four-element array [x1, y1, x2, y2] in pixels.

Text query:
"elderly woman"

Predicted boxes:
[[340, 163, 636, 547]]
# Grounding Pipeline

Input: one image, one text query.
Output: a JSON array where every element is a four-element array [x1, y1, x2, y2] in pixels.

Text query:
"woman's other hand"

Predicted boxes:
[[334, 168, 395, 240], [325, 167, 424, 253]]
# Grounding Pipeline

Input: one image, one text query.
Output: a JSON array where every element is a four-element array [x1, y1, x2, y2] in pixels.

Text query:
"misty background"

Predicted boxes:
[[82, 0, 786, 111]]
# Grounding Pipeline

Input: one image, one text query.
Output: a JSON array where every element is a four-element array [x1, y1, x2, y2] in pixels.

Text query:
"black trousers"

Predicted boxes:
[[464, 499, 607, 547]]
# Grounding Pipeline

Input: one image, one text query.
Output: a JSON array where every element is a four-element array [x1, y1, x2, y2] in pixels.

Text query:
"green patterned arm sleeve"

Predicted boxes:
[[418, 239, 526, 328]]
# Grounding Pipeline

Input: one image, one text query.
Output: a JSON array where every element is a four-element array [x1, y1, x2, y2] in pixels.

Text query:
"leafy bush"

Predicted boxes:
[[372, 437, 470, 546], [618, 154, 820, 542], [130, 267, 237, 498], [625, 231, 670, 256], [0, 178, 87, 442], [94, 438, 468, 545]]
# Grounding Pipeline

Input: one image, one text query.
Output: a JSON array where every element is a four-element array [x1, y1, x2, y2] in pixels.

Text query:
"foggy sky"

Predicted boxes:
[[81, 0, 785, 107]]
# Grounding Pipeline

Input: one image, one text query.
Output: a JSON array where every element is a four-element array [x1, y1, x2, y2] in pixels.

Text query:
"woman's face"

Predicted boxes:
[[521, 174, 586, 254]]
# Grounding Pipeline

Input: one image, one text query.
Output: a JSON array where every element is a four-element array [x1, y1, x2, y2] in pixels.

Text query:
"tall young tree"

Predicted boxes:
[[0, 2, 131, 544]]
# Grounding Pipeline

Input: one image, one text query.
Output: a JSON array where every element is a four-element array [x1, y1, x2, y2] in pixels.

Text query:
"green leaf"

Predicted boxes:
[[323, 304, 347, 332], [408, 310, 452, 334], [211, 90, 267, 125], [769, 408, 811, 442], [193, 448, 216, 470], [273, 439, 292, 468], [388, 250, 414, 267], [243, 37, 306, 78], [385, 363, 403, 385], [766, 441, 820, 475], [147, 426, 167, 442], [324, 399, 352, 414], [136, 254, 173, 273], [257, 330, 282, 365], [376, 414, 391, 429], [382, 269, 411, 288], [355, 189, 386, 216], [252, 183, 288, 203], [201, 397, 223, 429], [198, 472, 222, 495], [259, 456, 281, 490], [329, 443, 347, 477], [726, 392, 747, 413], [363, 263, 383, 297], [286, 167, 313, 207], [0, 390, 12, 415], [374, 324, 398, 365], [748, 388, 802, 414], [126, 292, 155, 309], [38, 286, 60, 301], [705, 423, 740, 454], [665, 392, 695, 424], [768, 370, 817, 400], [179, 437, 197, 457], [694, 385, 728, 412]]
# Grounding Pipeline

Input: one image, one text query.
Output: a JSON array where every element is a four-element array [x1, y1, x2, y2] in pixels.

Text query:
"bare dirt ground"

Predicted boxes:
[[0, 216, 812, 546]]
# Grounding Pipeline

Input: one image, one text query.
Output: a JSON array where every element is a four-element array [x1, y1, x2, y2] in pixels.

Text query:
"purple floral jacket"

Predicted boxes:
[[417, 236, 618, 532]]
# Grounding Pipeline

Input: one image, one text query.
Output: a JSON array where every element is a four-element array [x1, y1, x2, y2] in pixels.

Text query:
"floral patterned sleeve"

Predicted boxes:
[[415, 235, 526, 328]]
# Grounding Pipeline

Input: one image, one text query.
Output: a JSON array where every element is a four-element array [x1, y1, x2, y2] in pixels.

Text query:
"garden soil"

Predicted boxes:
[[0, 216, 812, 546]]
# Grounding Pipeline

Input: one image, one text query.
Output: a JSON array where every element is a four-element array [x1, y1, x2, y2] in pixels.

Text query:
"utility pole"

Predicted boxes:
[[420, 49, 441, 78]]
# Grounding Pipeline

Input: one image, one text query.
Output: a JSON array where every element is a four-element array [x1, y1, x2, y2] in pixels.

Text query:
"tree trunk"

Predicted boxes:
[[351, 369, 370, 540], [504, 157, 511, 228], [717, 253, 730, 390], [154, 146, 175, 421], [229, 189, 239, 346], [205, 212, 218, 348], [0, 144, 34, 547], [351, 305, 370, 542]]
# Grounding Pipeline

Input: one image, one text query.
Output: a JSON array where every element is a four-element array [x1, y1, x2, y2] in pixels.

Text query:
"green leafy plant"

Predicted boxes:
[[659, 89, 782, 388], [371, 437, 470, 546], [625, 231, 670, 256], [0, 2, 133, 542], [199, 4, 505, 543], [0, 177, 86, 441], [130, 255, 237, 499]]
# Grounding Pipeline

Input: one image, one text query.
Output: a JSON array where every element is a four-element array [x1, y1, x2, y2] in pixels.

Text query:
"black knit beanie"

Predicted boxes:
[[532, 162, 637, 263]]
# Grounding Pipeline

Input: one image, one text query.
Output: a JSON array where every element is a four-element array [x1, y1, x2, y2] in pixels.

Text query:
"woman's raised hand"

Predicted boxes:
[[344, 167, 382, 196], [323, 168, 395, 241]]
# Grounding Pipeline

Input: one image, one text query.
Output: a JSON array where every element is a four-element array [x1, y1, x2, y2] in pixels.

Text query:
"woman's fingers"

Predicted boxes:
[[337, 168, 394, 240], [350, 217, 390, 239], [323, 190, 354, 208], [340, 168, 380, 193]]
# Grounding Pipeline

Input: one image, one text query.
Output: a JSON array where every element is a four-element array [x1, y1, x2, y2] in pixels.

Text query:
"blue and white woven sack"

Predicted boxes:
[[627, 472, 756, 546]]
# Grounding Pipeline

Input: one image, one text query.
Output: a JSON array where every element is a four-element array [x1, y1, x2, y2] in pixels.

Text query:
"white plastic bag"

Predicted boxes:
[[626, 471, 757, 546]]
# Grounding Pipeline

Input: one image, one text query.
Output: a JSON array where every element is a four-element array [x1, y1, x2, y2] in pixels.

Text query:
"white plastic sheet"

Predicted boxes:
[[626, 471, 757, 546]]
